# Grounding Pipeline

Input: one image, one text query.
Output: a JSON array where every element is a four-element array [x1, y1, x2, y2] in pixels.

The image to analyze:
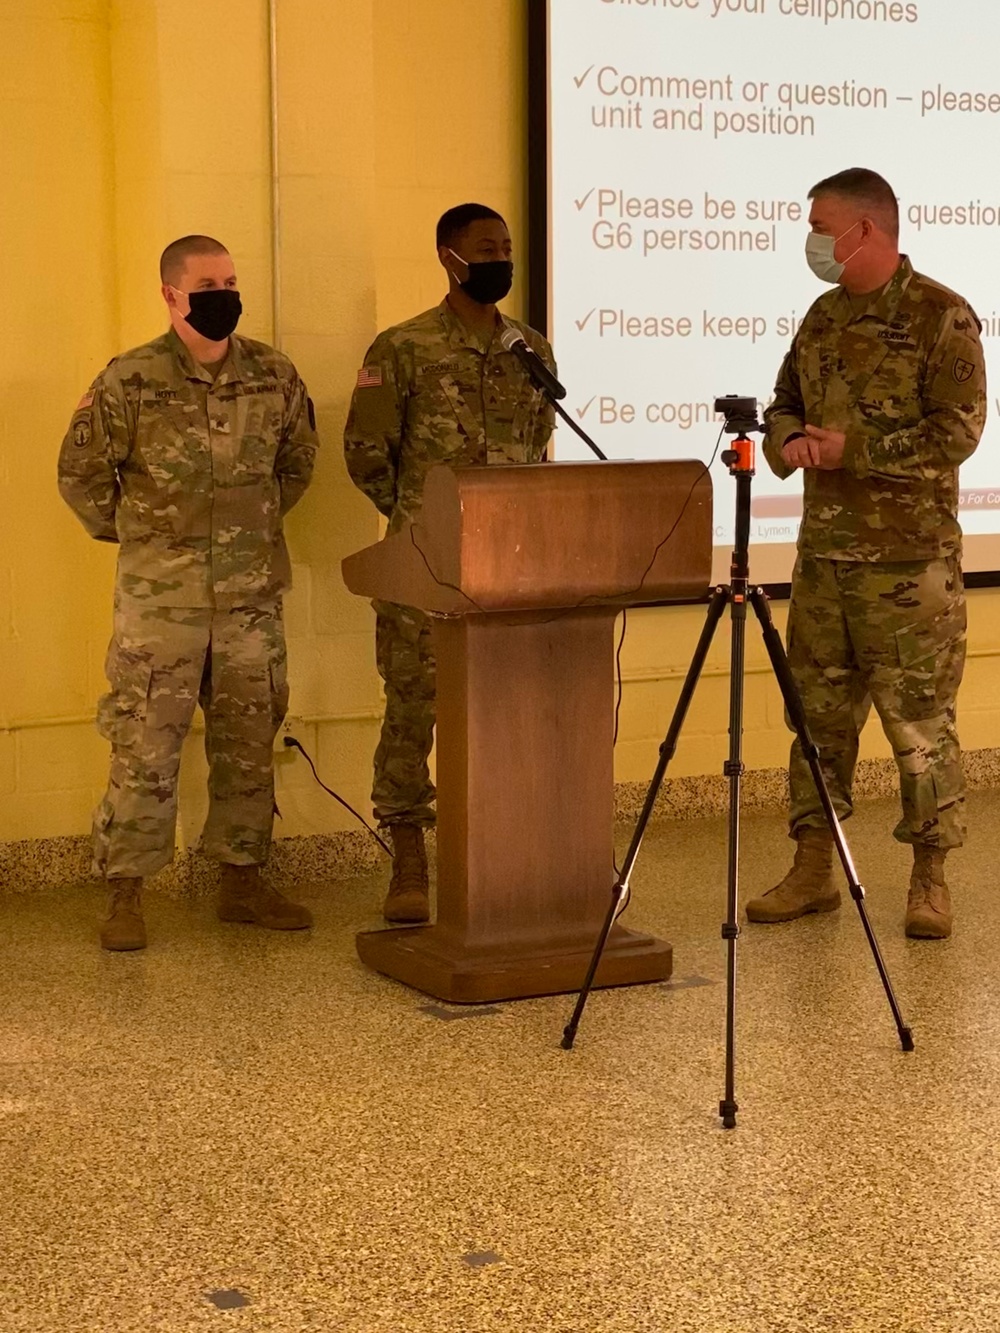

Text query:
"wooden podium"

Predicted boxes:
[[342, 459, 712, 1003]]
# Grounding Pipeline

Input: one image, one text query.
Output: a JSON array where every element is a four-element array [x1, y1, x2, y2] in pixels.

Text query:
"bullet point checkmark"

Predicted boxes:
[[574, 65, 594, 89], [575, 309, 596, 331], [574, 188, 596, 211], [577, 397, 597, 420]]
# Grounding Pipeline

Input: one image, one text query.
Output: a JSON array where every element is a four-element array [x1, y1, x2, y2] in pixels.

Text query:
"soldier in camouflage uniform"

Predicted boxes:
[[745, 169, 986, 939], [344, 203, 555, 923], [58, 235, 318, 950]]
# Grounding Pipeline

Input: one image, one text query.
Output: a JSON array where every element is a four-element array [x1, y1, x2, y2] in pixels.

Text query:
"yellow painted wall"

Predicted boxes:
[[3, 0, 1000, 848], [1, 1, 118, 839]]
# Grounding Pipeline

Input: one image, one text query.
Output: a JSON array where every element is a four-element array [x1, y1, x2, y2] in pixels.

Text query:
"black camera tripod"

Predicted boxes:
[[561, 424, 914, 1130]]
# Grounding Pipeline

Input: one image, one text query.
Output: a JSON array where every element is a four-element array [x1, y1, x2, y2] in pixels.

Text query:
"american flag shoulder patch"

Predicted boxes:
[[76, 390, 95, 411], [357, 366, 383, 388]]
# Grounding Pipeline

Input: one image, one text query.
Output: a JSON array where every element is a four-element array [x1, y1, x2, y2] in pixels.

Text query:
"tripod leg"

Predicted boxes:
[[561, 587, 730, 1051], [719, 589, 746, 1130], [749, 587, 914, 1053]]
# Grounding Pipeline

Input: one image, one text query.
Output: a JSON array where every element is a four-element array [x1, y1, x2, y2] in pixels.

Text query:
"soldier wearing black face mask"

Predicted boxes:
[[58, 233, 319, 952], [344, 202, 557, 925]]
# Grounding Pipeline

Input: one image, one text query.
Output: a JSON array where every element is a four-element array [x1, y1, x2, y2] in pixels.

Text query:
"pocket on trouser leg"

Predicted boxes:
[[202, 674, 278, 861], [896, 755, 939, 844], [892, 735, 965, 847], [90, 799, 114, 877], [375, 604, 436, 701], [892, 600, 966, 721], [269, 657, 288, 822], [894, 771, 966, 848], [270, 655, 289, 731], [97, 641, 153, 747], [203, 647, 281, 819]]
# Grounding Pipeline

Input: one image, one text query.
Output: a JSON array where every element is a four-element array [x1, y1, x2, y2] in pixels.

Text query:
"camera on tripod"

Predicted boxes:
[[715, 396, 762, 472], [565, 387, 914, 1111], [714, 395, 763, 436]]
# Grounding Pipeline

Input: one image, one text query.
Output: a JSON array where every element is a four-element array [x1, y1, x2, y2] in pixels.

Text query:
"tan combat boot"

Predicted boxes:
[[745, 827, 841, 923], [100, 877, 147, 951], [217, 864, 313, 930], [905, 846, 952, 939], [383, 825, 430, 923]]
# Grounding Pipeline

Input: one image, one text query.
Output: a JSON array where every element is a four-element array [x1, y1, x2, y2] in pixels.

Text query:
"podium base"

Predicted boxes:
[[355, 922, 673, 1004]]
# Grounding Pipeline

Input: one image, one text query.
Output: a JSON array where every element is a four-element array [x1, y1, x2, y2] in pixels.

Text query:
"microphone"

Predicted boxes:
[[499, 325, 567, 401]]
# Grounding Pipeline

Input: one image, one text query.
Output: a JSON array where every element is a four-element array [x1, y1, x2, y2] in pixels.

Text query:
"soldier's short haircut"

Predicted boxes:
[[436, 203, 506, 251], [808, 168, 899, 240], [159, 235, 230, 285]]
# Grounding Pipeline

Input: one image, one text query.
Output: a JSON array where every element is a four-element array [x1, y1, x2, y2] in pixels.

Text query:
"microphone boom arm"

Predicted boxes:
[[551, 396, 607, 462], [500, 325, 607, 461]]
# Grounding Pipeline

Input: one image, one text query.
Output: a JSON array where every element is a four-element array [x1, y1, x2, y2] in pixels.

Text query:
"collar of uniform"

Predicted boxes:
[[166, 326, 244, 384], [437, 297, 501, 354], [166, 326, 211, 383], [867, 255, 913, 324], [218, 336, 247, 385], [497, 313, 520, 344], [834, 255, 914, 328]]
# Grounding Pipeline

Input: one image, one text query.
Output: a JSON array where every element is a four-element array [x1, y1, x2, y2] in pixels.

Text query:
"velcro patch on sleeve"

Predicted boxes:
[[72, 415, 93, 448], [352, 384, 399, 435]]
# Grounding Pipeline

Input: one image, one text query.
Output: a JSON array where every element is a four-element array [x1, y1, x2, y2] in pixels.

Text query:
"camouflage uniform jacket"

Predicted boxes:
[[343, 299, 555, 532], [58, 328, 318, 607], [763, 257, 986, 561]]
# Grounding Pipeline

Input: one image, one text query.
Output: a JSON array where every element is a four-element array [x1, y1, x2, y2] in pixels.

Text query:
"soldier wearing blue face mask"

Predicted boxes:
[[749, 167, 986, 941]]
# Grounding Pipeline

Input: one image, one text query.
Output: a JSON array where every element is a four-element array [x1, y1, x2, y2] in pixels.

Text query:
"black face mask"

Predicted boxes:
[[184, 288, 242, 341], [449, 252, 513, 305]]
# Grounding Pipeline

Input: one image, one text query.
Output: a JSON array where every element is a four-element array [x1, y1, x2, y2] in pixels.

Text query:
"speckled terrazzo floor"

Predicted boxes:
[[2, 793, 1000, 1332]]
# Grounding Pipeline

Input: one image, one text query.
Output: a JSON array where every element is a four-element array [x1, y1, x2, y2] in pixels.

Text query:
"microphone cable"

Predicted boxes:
[[407, 423, 726, 621]]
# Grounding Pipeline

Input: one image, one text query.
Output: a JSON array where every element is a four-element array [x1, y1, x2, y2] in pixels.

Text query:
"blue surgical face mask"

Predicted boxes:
[[805, 221, 863, 284]]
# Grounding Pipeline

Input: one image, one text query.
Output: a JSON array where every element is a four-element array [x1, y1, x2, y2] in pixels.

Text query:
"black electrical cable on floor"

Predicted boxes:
[[282, 736, 391, 856]]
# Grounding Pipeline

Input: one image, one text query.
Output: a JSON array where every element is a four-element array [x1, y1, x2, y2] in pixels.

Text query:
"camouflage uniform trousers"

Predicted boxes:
[[786, 553, 967, 849], [92, 594, 289, 879], [372, 600, 436, 829]]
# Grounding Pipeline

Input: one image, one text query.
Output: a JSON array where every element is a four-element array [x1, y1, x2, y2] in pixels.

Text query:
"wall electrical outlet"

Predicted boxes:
[[275, 715, 303, 759]]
